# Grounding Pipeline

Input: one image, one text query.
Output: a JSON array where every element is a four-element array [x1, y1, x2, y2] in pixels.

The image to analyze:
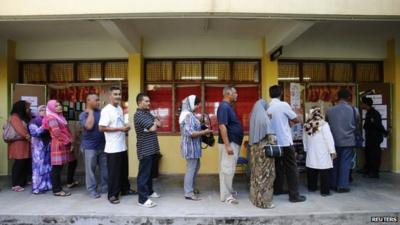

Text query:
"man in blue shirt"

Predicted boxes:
[[217, 85, 243, 205], [267, 85, 306, 203], [79, 93, 107, 199]]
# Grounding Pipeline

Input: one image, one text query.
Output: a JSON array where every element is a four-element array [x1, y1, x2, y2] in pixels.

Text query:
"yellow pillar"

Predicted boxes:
[[261, 38, 279, 101], [0, 40, 17, 175], [127, 52, 143, 177], [384, 39, 400, 173]]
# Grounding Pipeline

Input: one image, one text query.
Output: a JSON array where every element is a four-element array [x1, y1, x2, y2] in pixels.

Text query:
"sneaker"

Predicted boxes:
[[137, 199, 157, 208], [149, 192, 160, 198], [89, 192, 101, 199]]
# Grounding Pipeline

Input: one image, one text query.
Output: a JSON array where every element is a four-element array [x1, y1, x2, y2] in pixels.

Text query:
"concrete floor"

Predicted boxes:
[[0, 173, 399, 225]]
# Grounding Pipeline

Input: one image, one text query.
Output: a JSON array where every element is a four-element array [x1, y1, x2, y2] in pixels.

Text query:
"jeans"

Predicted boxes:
[[330, 147, 355, 189], [184, 158, 200, 197], [83, 149, 108, 194]]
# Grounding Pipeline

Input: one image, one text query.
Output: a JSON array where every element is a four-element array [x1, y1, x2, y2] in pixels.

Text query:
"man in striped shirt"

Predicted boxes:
[[134, 93, 161, 208]]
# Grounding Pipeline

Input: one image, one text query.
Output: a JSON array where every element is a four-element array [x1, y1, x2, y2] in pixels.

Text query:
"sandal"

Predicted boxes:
[[66, 181, 79, 188], [12, 186, 24, 192], [53, 190, 71, 197], [108, 196, 120, 204], [226, 196, 239, 205], [185, 195, 201, 201], [137, 199, 157, 208]]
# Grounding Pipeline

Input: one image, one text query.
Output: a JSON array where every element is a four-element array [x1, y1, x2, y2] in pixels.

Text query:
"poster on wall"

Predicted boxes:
[[289, 83, 304, 140], [304, 84, 355, 117], [21, 96, 38, 113]]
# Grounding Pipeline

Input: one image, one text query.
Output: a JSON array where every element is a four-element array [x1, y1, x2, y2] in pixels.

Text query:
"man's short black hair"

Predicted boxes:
[[109, 86, 121, 92], [269, 85, 282, 98], [337, 88, 351, 100], [136, 93, 149, 105], [362, 97, 373, 106]]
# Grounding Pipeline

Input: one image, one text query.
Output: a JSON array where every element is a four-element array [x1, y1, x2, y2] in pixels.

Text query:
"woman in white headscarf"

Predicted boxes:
[[303, 106, 336, 197], [248, 99, 275, 209], [179, 95, 212, 201]]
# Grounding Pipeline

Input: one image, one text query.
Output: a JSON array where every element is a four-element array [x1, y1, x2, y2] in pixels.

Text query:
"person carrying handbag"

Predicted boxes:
[[7, 100, 32, 192]]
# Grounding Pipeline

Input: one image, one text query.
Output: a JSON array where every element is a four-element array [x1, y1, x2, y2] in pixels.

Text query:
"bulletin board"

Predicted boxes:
[[12, 83, 47, 113]]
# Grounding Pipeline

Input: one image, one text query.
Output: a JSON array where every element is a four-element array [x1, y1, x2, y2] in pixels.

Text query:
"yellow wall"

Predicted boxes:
[[0, 40, 17, 175], [384, 39, 400, 173]]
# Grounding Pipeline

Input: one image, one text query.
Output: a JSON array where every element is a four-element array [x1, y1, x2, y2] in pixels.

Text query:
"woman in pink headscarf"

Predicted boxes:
[[43, 100, 78, 197]]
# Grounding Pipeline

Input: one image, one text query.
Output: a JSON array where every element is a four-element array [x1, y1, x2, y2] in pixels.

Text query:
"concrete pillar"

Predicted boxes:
[[261, 38, 279, 101], [0, 40, 17, 175], [127, 52, 143, 177], [384, 39, 400, 173]]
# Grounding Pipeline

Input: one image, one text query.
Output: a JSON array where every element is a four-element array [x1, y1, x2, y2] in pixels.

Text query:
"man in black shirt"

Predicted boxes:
[[134, 93, 161, 208], [360, 97, 388, 178]]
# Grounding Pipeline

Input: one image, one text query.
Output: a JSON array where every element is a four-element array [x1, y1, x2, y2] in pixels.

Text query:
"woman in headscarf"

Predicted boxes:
[[43, 100, 78, 197], [7, 100, 32, 192], [248, 99, 275, 209], [303, 106, 336, 197], [179, 95, 212, 201], [29, 105, 52, 194]]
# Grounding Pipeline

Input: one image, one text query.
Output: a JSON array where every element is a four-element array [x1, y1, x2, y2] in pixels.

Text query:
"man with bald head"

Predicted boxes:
[[79, 93, 108, 199]]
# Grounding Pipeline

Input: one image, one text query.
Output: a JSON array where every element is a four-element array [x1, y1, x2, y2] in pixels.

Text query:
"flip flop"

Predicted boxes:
[[53, 190, 71, 197], [66, 181, 79, 188]]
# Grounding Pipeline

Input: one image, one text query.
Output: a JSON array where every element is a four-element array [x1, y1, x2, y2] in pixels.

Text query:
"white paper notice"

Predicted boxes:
[[374, 105, 387, 119], [366, 94, 383, 105], [290, 83, 301, 109], [21, 96, 38, 107]]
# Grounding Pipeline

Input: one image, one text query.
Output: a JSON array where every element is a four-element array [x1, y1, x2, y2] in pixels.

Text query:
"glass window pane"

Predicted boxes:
[[278, 62, 300, 82], [23, 64, 47, 83], [303, 63, 327, 82], [204, 61, 230, 81], [104, 62, 127, 81], [77, 62, 102, 81], [235, 85, 259, 132], [330, 63, 353, 82], [147, 84, 173, 132], [233, 61, 259, 82], [50, 63, 74, 82], [204, 85, 223, 133], [175, 61, 202, 80], [356, 63, 380, 82], [175, 85, 201, 132], [146, 61, 173, 81]]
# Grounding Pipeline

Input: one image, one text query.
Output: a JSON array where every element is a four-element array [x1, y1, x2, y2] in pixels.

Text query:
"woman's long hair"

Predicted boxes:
[[10, 100, 31, 123]]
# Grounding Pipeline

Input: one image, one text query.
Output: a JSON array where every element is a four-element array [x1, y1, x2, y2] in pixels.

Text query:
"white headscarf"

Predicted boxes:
[[179, 95, 197, 124]]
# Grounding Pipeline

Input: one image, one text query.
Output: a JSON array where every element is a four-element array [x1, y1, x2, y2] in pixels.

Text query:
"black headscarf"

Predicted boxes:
[[10, 100, 31, 124]]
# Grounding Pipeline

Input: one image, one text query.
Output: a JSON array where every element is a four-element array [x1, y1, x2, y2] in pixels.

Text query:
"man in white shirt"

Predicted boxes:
[[99, 86, 136, 204], [266, 85, 306, 203]]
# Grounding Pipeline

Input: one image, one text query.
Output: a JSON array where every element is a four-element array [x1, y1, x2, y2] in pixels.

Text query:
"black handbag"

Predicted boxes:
[[263, 144, 283, 158], [200, 114, 215, 148]]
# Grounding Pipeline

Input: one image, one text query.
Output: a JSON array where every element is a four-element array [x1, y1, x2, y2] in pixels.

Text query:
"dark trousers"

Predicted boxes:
[[273, 146, 300, 199], [137, 155, 155, 204], [364, 142, 381, 175], [51, 165, 63, 193], [107, 151, 131, 199], [67, 160, 78, 184], [330, 147, 354, 189], [11, 159, 30, 187], [307, 167, 330, 195]]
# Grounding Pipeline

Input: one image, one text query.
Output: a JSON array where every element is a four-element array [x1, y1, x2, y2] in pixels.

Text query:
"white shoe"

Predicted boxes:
[[149, 192, 160, 198], [137, 199, 157, 208]]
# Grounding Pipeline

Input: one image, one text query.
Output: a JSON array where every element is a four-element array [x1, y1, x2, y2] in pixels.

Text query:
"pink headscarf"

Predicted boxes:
[[43, 100, 67, 129]]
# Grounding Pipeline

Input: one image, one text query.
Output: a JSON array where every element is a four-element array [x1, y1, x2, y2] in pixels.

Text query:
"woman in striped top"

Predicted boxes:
[[179, 95, 212, 201]]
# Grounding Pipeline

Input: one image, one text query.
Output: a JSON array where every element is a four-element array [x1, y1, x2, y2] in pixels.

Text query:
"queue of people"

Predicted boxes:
[[4, 85, 388, 209]]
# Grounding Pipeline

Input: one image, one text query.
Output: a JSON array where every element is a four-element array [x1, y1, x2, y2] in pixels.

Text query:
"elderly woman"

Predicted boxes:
[[7, 100, 32, 192], [179, 95, 212, 201], [43, 100, 78, 197], [303, 107, 336, 197], [29, 105, 52, 194], [248, 99, 275, 209]]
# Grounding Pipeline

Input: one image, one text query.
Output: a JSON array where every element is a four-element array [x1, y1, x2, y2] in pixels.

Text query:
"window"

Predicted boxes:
[[145, 59, 261, 134], [22, 63, 47, 83], [77, 62, 102, 82], [278, 62, 300, 82], [50, 63, 74, 82], [330, 63, 353, 82], [356, 63, 380, 82], [303, 63, 327, 82], [147, 84, 173, 132]]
